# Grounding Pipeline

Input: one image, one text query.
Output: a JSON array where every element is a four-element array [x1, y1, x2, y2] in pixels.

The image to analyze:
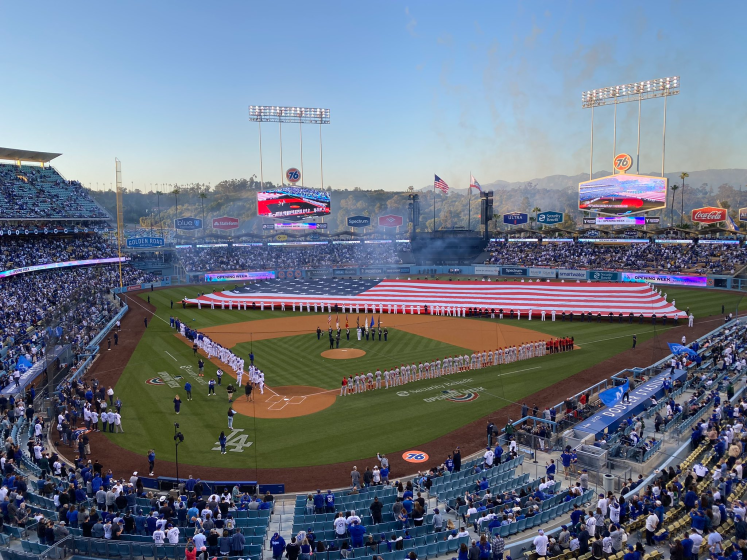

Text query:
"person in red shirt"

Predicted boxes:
[[340, 377, 348, 396]]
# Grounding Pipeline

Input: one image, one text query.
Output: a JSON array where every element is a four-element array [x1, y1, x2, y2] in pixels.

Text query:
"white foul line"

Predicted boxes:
[[497, 366, 541, 377], [165, 351, 178, 362]]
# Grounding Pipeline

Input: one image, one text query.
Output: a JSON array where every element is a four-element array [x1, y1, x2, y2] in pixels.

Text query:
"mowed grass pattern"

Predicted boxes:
[[234, 331, 468, 389], [96, 284, 746, 470]]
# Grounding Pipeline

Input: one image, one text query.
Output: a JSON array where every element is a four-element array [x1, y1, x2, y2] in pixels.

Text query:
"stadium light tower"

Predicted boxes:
[[248, 106, 331, 190], [582, 77, 679, 177]]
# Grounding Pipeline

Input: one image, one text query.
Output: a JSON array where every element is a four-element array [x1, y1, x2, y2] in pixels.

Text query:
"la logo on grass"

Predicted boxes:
[[212, 429, 254, 453]]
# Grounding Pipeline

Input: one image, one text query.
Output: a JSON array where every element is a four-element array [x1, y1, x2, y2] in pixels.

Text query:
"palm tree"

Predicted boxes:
[[199, 190, 208, 228], [172, 187, 180, 222], [532, 207, 541, 230], [155, 191, 163, 237], [679, 172, 689, 227], [670, 184, 679, 227]]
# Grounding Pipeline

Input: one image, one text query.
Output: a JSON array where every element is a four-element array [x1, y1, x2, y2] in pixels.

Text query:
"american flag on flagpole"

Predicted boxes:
[[470, 174, 482, 192], [434, 175, 449, 193]]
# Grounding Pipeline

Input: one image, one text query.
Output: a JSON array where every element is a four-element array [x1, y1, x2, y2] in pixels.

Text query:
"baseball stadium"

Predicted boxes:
[[2, 4, 747, 560]]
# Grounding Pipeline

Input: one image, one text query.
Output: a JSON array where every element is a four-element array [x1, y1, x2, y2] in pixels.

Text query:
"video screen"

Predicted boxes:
[[257, 187, 331, 219], [579, 174, 667, 215]]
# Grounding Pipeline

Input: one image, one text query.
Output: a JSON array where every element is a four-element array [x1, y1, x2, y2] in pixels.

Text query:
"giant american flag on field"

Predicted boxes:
[[184, 279, 682, 317]]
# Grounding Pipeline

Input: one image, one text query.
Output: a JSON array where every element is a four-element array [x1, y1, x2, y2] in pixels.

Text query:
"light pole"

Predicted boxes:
[[249, 106, 330, 190], [582, 76, 679, 180]]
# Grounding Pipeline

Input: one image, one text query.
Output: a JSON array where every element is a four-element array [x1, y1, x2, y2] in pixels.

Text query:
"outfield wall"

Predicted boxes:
[[182, 264, 736, 288]]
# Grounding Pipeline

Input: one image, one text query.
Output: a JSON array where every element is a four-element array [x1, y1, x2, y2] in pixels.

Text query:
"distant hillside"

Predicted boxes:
[[428, 169, 747, 193], [89, 168, 747, 234]]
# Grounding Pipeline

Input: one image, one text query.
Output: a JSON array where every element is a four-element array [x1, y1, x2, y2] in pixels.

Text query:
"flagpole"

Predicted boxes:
[[433, 179, 436, 232], [467, 171, 471, 231]]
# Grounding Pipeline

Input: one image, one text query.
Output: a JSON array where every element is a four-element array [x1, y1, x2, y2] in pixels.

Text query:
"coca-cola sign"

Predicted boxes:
[[212, 216, 239, 230], [691, 207, 727, 224]]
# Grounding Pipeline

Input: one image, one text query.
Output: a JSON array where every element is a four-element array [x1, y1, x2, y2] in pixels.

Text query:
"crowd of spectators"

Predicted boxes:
[[176, 242, 406, 272], [485, 241, 747, 274], [0, 164, 109, 220], [0, 236, 119, 271], [0, 264, 158, 383]]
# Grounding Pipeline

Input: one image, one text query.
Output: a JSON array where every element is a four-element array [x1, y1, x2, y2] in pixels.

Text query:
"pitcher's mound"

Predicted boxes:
[[322, 348, 366, 359]]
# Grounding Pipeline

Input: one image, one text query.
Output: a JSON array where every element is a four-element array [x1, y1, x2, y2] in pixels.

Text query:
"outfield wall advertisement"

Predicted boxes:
[[558, 269, 587, 280], [205, 271, 276, 282], [528, 268, 557, 278], [621, 272, 707, 286], [500, 267, 528, 277], [473, 265, 500, 276]]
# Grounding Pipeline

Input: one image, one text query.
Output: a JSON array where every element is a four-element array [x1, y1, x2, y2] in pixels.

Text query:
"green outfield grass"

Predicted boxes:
[[102, 284, 746, 470]]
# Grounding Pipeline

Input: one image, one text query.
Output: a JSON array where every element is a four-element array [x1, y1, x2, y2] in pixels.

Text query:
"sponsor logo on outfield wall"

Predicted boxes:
[[621, 272, 707, 286]]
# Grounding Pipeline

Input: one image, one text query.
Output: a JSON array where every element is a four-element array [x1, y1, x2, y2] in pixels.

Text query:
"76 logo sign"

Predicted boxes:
[[402, 450, 429, 463]]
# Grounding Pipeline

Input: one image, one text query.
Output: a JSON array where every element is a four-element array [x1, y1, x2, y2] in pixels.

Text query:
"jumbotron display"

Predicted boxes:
[[578, 174, 668, 215], [257, 187, 331, 219]]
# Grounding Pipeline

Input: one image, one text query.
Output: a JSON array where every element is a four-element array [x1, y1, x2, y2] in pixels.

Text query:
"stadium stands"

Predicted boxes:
[[0, 233, 158, 388], [485, 240, 747, 274], [0, 164, 109, 220], [0, 235, 119, 270], [176, 242, 406, 272]]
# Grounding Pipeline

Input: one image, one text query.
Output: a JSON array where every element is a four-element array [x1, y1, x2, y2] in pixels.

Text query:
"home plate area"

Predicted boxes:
[[265, 394, 306, 410], [232, 385, 337, 419]]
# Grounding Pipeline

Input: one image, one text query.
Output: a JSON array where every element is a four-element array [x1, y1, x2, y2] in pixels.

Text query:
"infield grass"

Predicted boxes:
[[101, 284, 746, 470]]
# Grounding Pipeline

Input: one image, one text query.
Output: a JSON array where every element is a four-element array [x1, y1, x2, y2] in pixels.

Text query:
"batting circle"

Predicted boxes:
[[402, 450, 429, 463]]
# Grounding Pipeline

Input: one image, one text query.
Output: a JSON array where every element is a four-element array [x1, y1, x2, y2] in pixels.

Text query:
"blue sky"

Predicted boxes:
[[1, 1, 745, 191]]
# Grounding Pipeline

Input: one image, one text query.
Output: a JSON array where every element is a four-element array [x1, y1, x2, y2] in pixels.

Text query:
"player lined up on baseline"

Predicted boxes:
[[171, 317, 267, 394], [339, 338, 573, 396]]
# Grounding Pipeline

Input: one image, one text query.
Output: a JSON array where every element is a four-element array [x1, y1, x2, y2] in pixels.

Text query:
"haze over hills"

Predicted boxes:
[[427, 169, 747, 194]]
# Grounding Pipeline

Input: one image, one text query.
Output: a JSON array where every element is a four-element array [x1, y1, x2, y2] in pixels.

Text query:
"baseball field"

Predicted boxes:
[[69, 283, 746, 490]]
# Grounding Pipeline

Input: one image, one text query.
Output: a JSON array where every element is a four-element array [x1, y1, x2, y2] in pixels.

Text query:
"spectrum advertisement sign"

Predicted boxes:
[[621, 272, 707, 286], [501, 267, 528, 277], [204, 271, 276, 282], [0, 257, 129, 280]]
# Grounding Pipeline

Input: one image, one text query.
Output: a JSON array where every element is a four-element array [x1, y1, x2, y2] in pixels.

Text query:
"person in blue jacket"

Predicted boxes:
[[92, 473, 103, 493], [271, 532, 286, 560], [623, 544, 640, 560], [218, 432, 227, 454], [349, 520, 366, 548], [325, 490, 335, 513], [546, 460, 556, 479], [313, 490, 325, 514], [494, 444, 504, 465], [134, 511, 146, 535], [185, 382, 192, 401], [684, 487, 698, 509], [147, 449, 156, 476]]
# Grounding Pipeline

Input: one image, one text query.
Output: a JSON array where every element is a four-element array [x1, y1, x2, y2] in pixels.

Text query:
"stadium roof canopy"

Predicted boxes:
[[0, 147, 62, 163]]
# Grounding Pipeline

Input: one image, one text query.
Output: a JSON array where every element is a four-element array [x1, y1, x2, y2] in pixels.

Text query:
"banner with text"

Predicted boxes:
[[621, 272, 707, 286]]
